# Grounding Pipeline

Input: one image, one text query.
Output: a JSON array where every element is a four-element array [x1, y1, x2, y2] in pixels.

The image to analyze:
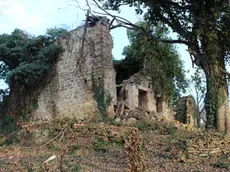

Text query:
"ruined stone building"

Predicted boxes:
[[116, 72, 174, 120], [175, 95, 198, 127], [31, 16, 116, 121], [30, 16, 181, 122]]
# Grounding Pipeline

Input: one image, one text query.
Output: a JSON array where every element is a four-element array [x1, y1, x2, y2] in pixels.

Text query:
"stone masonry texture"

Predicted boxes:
[[31, 18, 116, 122]]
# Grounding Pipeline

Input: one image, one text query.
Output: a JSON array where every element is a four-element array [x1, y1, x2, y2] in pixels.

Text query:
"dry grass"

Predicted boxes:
[[0, 119, 230, 172]]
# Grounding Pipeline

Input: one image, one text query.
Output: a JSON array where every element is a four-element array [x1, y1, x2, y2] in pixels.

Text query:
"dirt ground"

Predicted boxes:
[[0, 120, 230, 172]]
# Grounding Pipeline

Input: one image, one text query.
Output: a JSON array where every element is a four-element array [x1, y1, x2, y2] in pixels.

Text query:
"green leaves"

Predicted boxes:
[[130, 22, 187, 96], [116, 21, 188, 101], [0, 28, 68, 87]]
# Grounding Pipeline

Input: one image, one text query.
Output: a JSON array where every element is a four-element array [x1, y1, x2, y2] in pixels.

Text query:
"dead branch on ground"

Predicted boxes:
[[41, 123, 68, 148]]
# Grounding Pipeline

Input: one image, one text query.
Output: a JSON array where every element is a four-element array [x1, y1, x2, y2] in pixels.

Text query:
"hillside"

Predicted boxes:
[[0, 113, 230, 172]]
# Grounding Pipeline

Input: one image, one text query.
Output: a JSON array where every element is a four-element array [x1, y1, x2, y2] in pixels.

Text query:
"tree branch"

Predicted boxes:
[[91, 1, 189, 45], [90, 0, 147, 31], [159, 39, 188, 44], [188, 46, 203, 66], [220, 68, 230, 76], [156, 7, 188, 40], [77, 10, 90, 70]]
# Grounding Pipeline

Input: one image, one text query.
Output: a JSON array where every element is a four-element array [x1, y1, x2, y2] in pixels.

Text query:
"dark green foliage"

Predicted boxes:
[[0, 27, 69, 120], [98, 0, 230, 130], [205, 77, 218, 129], [211, 154, 230, 169], [0, 134, 20, 146], [0, 90, 18, 135], [116, 22, 188, 100], [0, 115, 19, 135], [92, 138, 109, 152], [0, 89, 9, 115], [134, 122, 151, 131], [174, 97, 188, 124], [71, 166, 79, 172], [0, 28, 69, 87], [212, 162, 230, 169], [113, 57, 142, 84]]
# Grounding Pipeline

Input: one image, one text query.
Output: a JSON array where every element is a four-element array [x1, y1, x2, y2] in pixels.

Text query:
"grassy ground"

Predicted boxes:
[[0, 119, 230, 172]]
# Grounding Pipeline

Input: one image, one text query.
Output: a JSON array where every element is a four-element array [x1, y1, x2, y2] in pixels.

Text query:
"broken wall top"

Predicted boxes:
[[120, 71, 151, 87]]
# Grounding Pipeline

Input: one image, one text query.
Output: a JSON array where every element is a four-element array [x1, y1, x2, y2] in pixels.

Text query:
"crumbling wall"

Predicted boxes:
[[116, 72, 175, 121], [175, 95, 197, 127], [187, 133, 230, 157], [31, 18, 116, 122], [117, 72, 157, 112], [117, 72, 175, 120]]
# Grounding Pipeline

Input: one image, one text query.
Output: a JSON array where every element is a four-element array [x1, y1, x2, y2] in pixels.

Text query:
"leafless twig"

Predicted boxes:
[[91, 0, 144, 31], [59, 127, 67, 143], [77, 10, 90, 70], [59, 147, 67, 172]]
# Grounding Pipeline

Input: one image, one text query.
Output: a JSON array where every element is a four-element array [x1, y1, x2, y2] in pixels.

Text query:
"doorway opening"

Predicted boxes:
[[138, 89, 148, 109], [156, 96, 163, 113]]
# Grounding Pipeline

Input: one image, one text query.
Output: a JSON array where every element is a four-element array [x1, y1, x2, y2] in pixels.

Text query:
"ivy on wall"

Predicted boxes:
[[93, 79, 112, 118]]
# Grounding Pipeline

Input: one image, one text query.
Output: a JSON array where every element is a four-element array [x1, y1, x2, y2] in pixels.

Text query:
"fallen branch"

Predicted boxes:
[[59, 127, 67, 143], [41, 124, 68, 148]]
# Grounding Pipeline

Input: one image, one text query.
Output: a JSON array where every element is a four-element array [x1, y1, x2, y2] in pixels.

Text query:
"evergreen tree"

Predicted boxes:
[[0, 28, 69, 121]]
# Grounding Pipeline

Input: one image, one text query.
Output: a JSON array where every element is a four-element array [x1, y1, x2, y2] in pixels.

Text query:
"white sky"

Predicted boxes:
[[0, 0, 193, 89]]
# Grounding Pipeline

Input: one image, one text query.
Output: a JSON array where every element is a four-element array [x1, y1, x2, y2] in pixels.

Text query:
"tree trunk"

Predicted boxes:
[[197, 112, 200, 128], [196, 93, 201, 128], [202, 58, 230, 134], [8, 80, 32, 125], [8, 80, 19, 122]]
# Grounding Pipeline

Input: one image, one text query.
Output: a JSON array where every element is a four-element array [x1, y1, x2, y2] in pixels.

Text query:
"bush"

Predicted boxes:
[[0, 134, 20, 146], [0, 115, 19, 135]]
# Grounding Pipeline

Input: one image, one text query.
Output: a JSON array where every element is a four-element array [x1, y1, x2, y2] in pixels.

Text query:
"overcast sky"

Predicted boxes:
[[0, 0, 192, 89]]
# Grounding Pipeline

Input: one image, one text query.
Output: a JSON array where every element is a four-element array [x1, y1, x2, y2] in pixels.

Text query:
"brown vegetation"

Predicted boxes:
[[1, 115, 230, 171]]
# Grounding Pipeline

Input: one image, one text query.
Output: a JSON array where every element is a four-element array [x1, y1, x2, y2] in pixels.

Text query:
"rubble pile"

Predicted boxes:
[[187, 133, 230, 157]]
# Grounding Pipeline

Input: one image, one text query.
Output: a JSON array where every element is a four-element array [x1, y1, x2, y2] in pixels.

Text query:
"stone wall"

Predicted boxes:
[[175, 95, 197, 127], [31, 18, 116, 122], [116, 72, 174, 120], [118, 72, 156, 112], [187, 135, 230, 157]]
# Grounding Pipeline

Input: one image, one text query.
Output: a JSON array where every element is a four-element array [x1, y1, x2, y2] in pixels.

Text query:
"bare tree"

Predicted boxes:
[[190, 67, 206, 127]]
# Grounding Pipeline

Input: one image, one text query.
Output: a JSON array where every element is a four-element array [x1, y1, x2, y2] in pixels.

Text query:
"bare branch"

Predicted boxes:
[[91, 3, 188, 45], [68, 1, 88, 12], [220, 68, 230, 76], [85, 0, 92, 12], [109, 17, 116, 28], [91, 0, 145, 31], [77, 10, 90, 70], [85, 0, 190, 47], [159, 39, 188, 44], [109, 23, 135, 30]]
